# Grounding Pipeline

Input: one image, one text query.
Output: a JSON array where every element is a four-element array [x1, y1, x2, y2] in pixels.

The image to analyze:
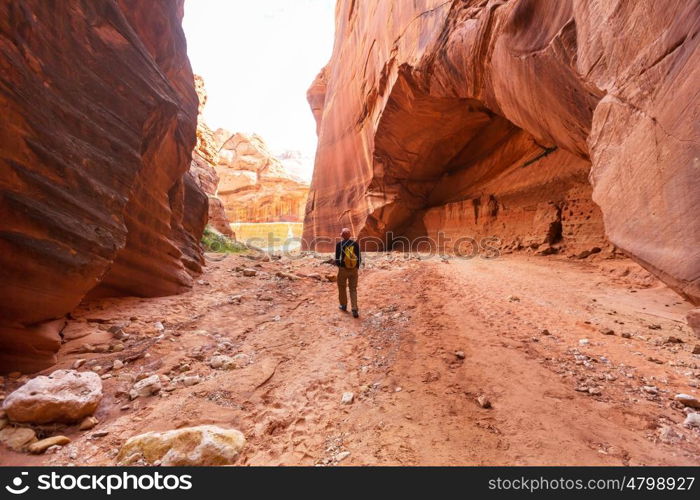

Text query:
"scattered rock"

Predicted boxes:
[[692, 345, 700, 355], [182, 376, 201, 387], [28, 435, 71, 454], [0, 426, 37, 451], [540, 329, 551, 335], [600, 328, 615, 335], [684, 413, 700, 428], [507, 295, 520, 302], [674, 394, 700, 409], [2, 370, 102, 424], [648, 324, 662, 330], [154, 322, 165, 332], [621, 332, 632, 339], [588, 387, 602, 396], [91, 430, 109, 438], [647, 356, 664, 364], [642, 386, 658, 395], [112, 360, 124, 371], [116, 425, 245, 466], [72, 359, 86, 369], [665, 336, 683, 344], [242, 268, 258, 277], [335, 451, 351, 462], [579, 339, 590, 346], [477, 395, 492, 409], [129, 374, 161, 400], [79, 416, 99, 431], [455, 351, 466, 360], [209, 355, 237, 370], [341, 392, 354, 405], [658, 426, 683, 444], [275, 271, 298, 281]]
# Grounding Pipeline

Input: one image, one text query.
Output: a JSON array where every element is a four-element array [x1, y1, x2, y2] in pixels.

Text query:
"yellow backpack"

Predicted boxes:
[[343, 244, 358, 269]]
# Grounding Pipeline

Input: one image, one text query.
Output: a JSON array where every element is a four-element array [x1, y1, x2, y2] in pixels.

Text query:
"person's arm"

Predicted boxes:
[[335, 242, 341, 267], [355, 241, 361, 268]]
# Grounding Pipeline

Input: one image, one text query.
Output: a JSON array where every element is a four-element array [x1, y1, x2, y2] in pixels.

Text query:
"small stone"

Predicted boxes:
[[129, 374, 161, 400], [100, 374, 112, 380], [242, 268, 257, 277], [600, 328, 615, 335], [154, 321, 165, 331], [588, 387, 602, 396], [692, 345, 700, 355], [182, 376, 201, 387], [335, 451, 351, 462], [647, 356, 664, 364], [642, 386, 658, 395], [507, 295, 520, 302], [28, 435, 71, 454], [579, 339, 590, 346], [674, 393, 700, 409], [209, 355, 235, 370], [72, 359, 86, 369], [477, 395, 492, 408], [113, 360, 124, 371], [454, 351, 466, 359], [665, 336, 683, 344], [91, 430, 109, 438], [540, 329, 551, 335], [79, 416, 99, 431], [684, 413, 700, 428], [341, 392, 354, 405], [648, 324, 662, 330], [0, 427, 37, 451], [111, 343, 125, 352], [120, 405, 131, 411], [621, 332, 632, 339]]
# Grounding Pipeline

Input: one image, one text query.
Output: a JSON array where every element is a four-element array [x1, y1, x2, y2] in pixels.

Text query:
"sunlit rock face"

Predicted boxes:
[[215, 132, 309, 224], [304, 0, 700, 304], [0, 0, 206, 372], [191, 75, 235, 237]]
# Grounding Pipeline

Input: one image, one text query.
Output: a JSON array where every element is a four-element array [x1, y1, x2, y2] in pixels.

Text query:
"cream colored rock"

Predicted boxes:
[[28, 435, 71, 454], [2, 370, 102, 424], [116, 425, 246, 466], [0, 426, 37, 452]]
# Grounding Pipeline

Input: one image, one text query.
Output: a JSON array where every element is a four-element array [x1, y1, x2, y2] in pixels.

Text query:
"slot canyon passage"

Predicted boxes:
[[0, 0, 699, 466]]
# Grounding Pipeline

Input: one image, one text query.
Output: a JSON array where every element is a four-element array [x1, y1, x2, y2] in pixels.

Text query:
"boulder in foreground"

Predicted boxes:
[[116, 425, 246, 466], [2, 370, 102, 424]]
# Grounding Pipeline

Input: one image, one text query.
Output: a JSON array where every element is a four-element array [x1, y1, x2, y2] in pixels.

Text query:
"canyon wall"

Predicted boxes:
[[191, 75, 235, 238], [305, 0, 700, 305], [215, 132, 309, 224], [0, 0, 206, 372]]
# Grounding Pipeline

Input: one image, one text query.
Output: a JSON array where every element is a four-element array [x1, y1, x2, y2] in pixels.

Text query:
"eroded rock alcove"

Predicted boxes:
[[304, 0, 699, 307]]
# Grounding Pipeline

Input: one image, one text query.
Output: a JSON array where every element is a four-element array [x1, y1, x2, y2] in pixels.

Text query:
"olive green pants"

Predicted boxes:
[[337, 267, 359, 311]]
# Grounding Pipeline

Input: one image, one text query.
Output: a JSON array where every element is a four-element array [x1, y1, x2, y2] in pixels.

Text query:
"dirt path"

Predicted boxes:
[[2, 252, 699, 466]]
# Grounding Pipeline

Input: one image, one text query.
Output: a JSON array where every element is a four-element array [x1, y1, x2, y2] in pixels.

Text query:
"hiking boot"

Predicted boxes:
[[339, 305, 347, 312], [352, 310, 359, 318]]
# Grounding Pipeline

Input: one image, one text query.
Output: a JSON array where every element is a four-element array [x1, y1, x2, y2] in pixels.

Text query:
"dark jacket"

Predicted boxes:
[[335, 239, 361, 268]]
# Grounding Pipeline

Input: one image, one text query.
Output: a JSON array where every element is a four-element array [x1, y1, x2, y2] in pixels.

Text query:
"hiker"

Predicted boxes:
[[335, 227, 361, 318]]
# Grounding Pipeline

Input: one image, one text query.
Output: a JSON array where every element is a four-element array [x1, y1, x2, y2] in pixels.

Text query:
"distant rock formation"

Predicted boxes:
[[191, 75, 235, 238], [304, 0, 700, 305], [0, 0, 206, 372], [215, 132, 309, 223]]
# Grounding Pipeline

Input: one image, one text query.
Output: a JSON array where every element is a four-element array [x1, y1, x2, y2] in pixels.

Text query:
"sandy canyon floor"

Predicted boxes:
[[1, 252, 699, 466]]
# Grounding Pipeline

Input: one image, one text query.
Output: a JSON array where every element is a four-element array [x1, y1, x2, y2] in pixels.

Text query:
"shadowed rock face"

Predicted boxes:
[[304, 0, 700, 305], [0, 0, 206, 372]]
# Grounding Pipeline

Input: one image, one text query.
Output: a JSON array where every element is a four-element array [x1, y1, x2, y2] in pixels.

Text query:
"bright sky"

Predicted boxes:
[[183, 0, 336, 176]]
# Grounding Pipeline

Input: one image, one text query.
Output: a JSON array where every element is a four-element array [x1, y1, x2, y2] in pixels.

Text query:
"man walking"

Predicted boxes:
[[335, 228, 361, 318]]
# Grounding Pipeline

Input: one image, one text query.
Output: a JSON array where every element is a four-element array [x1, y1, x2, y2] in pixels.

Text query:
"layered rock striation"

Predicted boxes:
[[0, 0, 207, 372], [215, 132, 309, 223], [304, 0, 699, 305]]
